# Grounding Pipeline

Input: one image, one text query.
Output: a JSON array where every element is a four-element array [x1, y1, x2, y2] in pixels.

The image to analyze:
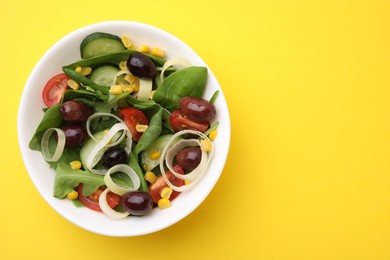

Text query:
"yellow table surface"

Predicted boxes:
[[2, 0, 390, 259]]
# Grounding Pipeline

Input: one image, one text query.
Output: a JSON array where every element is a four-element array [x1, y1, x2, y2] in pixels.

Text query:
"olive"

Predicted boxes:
[[126, 52, 157, 79], [60, 101, 92, 123], [121, 191, 153, 216], [101, 147, 128, 169], [176, 147, 202, 171], [179, 97, 216, 123], [61, 125, 87, 147]]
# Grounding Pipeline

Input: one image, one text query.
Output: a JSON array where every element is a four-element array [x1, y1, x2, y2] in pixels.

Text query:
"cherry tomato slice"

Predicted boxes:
[[149, 165, 185, 203], [118, 107, 149, 142], [170, 110, 209, 133], [42, 73, 69, 107], [77, 184, 120, 212]]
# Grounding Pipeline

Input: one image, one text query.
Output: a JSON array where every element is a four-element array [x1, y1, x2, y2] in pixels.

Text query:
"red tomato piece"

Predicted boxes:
[[77, 184, 120, 212], [118, 107, 149, 142], [149, 165, 185, 204], [170, 110, 209, 133], [42, 73, 69, 107]]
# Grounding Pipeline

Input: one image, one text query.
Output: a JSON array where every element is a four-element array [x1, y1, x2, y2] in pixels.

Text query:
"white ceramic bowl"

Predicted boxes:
[[18, 21, 230, 236]]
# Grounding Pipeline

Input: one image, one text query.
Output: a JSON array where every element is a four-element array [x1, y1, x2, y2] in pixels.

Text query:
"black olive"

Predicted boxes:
[[126, 52, 157, 79], [101, 147, 128, 168]]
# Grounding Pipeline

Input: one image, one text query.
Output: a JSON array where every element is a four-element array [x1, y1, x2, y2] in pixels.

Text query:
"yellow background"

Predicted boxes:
[[2, 0, 390, 259]]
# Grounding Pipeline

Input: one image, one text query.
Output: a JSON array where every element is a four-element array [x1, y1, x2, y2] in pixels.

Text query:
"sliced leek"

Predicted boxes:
[[104, 164, 141, 196], [99, 188, 129, 219], [41, 128, 66, 162]]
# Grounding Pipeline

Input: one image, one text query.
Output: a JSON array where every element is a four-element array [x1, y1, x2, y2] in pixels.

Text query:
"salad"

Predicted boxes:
[[29, 32, 219, 219]]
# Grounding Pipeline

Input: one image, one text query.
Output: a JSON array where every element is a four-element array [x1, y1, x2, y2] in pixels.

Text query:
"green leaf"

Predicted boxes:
[[135, 108, 163, 155], [129, 152, 148, 192], [29, 104, 63, 151], [53, 162, 104, 198], [153, 66, 208, 111]]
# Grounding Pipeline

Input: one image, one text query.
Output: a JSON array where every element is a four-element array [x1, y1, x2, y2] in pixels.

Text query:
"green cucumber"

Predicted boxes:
[[80, 131, 106, 168], [140, 134, 181, 172], [80, 32, 126, 59], [89, 65, 119, 86]]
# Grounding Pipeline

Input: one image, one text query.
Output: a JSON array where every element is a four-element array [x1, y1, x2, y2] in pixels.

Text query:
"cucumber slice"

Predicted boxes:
[[81, 32, 126, 59], [140, 134, 181, 172], [89, 65, 119, 86], [80, 131, 106, 169]]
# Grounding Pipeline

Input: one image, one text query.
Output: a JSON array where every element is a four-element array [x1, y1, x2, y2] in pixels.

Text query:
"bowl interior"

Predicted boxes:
[[18, 21, 230, 236]]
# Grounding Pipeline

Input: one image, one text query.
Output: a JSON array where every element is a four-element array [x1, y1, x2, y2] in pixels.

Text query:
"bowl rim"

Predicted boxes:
[[18, 20, 231, 236]]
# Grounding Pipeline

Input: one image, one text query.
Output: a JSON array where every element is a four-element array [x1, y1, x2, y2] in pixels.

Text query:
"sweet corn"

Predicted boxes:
[[121, 35, 132, 48], [67, 79, 80, 90], [119, 61, 128, 70], [66, 190, 78, 200], [151, 47, 165, 58], [109, 85, 123, 95], [208, 129, 218, 141], [149, 151, 161, 160], [142, 164, 148, 171], [160, 187, 173, 199], [75, 66, 92, 76], [200, 139, 213, 152], [185, 180, 192, 185], [124, 73, 138, 84], [144, 171, 157, 184], [70, 160, 82, 170], [122, 84, 136, 93], [136, 124, 148, 132], [158, 198, 171, 209], [138, 45, 150, 53]]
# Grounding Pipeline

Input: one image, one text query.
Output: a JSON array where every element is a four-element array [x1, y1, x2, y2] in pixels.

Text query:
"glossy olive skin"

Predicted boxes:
[[60, 101, 92, 123], [61, 125, 87, 147], [101, 147, 128, 169], [179, 97, 216, 123], [126, 52, 157, 79], [121, 191, 154, 216], [176, 147, 202, 171]]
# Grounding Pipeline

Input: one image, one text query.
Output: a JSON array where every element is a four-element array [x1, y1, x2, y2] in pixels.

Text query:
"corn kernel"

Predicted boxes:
[[66, 190, 78, 200], [160, 187, 173, 199], [185, 180, 192, 185], [208, 129, 218, 141], [121, 35, 132, 48], [136, 124, 148, 132], [151, 47, 165, 58], [200, 139, 213, 152], [158, 198, 171, 209], [67, 79, 79, 90], [70, 160, 82, 170], [138, 45, 150, 53], [142, 164, 148, 170], [124, 73, 138, 84], [119, 61, 128, 70], [75, 66, 92, 76], [122, 84, 136, 93], [109, 85, 123, 95], [149, 151, 161, 160], [144, 171, 157, 184]]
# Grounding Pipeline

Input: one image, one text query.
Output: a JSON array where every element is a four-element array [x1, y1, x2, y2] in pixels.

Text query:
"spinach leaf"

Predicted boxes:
[[29, 104, 63, 151], [153, 66, 208, 111], [63, 89, 107, 103], [62, 67, 107, 94], [129, 152, 148, 192], [135, 107, 163, 155], [54, 162, 104, 198]]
